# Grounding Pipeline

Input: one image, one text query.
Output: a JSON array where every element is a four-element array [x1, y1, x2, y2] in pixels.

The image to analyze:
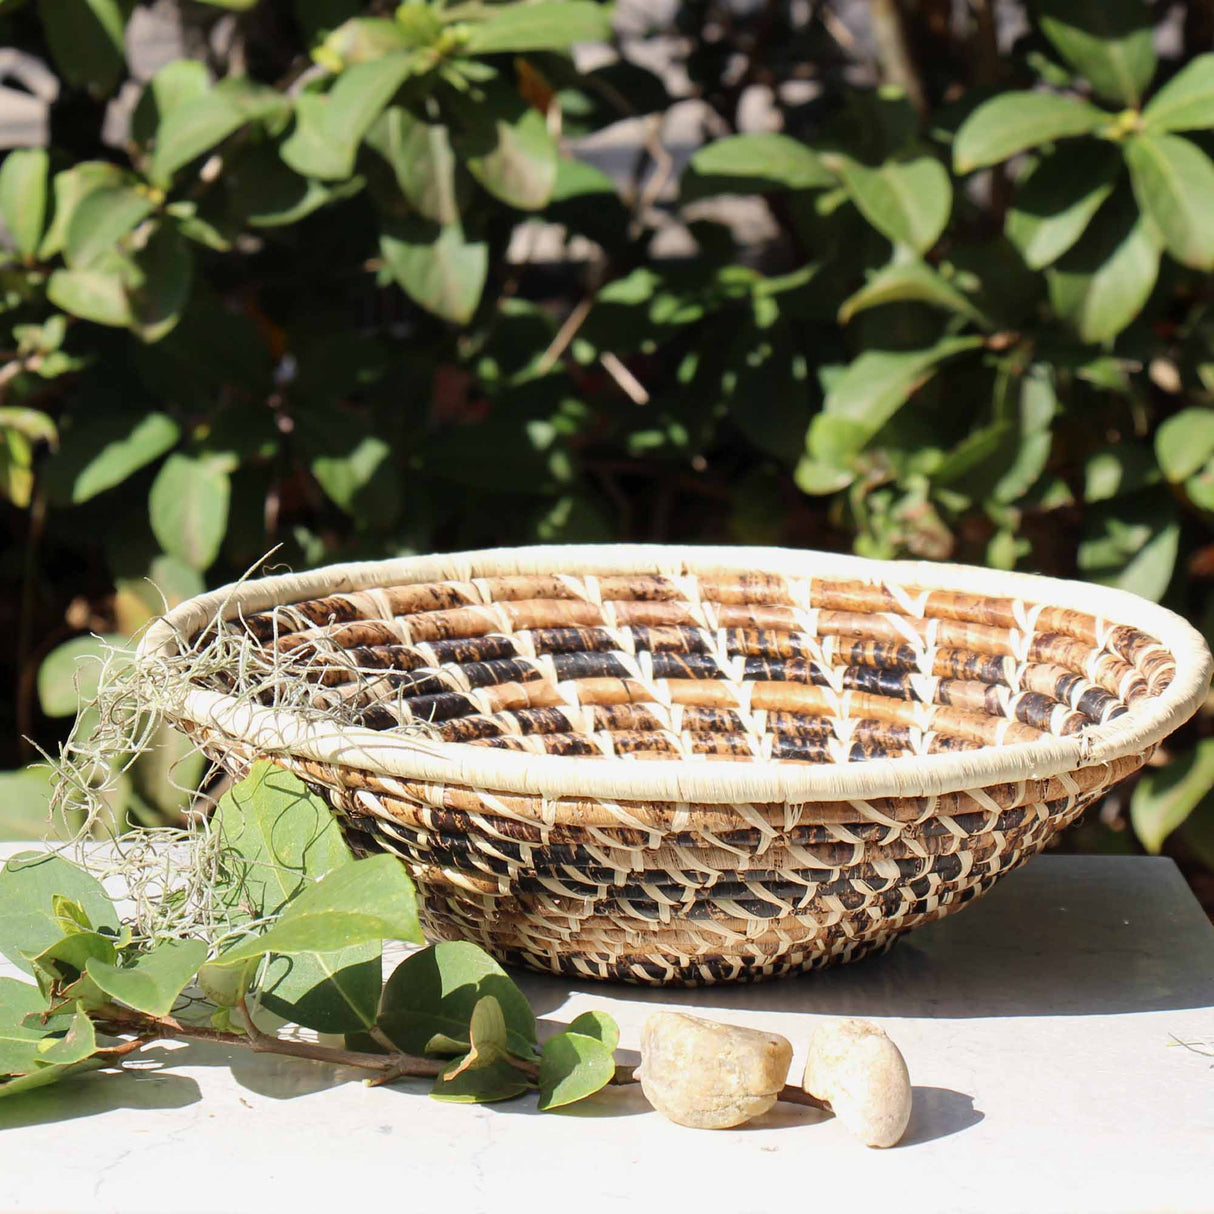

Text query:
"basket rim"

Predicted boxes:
[[139, 544, 1213, 804]]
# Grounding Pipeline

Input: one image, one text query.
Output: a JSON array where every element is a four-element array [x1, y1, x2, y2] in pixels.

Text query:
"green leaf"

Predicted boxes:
[[566, 1010, 619, 1052], [45, 269, 132, 327], [808, 335, 984, 463], [1131, 739, 1214, 853], [953, 92, 1109, 172], [681, 133, 834, 201], [1084, 442, 1160, 502], [150, 90, 251, 188], [227, 146, 361, 227], [280, 94, 353, 180], [462, 95, 558, 211], [37, 0, 130, 96], [468, 994, 508, 1053], [311, 435, 392, 513], [37, 633, 124, 717], [1006, 142, 1123, 268], [132, 60, 211, 146], [1184, 461, 1214, 513], [829, 152, 952, 253], [148, 453, 231, 570], [367, 107, 461, 224], [39, 161, 127, 260], [430, 1053, 530, 1103], [989, 365, 1057, 504], [321, 52, 417, 178], [428, 995, 529, 1105], [380, 216, 488, 324], [0, 149, 48, 261], [210, 762, 381, 1033], [128, 221, 194, 343], [794, 455, 855, 495], [378, 940, 537, 1060], [1036, 0, 1155, 108], [0, 1055, 108, 1099], [44, 411, 179, 505], [1142, 54, 1214, 134], [26, 928, 119, 1008], [0, 768, 53, 841], [319, 16, 413, 66], [838, 258, 987, 326], [1156, 408, 1214, 482], [85, 940, 207, 1018], [35, 1004, 97, 1065], [1078, 489, 1178, 601], [1046, 187, 1160, 343], [64, 186, 155, 269], [0, 979, 52, 1075], [259, 947, 383, 1033], [214, 762, 350, 916], [932, 421, 1016, 487], [537, 1030, 615, 1110], [463, 1, 613, 54], [1125, 133, 1214, 272], [209, 854, 421, 969]]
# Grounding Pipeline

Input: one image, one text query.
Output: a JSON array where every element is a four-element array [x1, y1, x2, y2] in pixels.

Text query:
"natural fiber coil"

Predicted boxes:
[[142, 545, 1212, 986]]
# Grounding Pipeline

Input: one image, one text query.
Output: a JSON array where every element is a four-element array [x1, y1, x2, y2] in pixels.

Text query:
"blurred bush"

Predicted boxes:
[[0, 0, 1212, 878]]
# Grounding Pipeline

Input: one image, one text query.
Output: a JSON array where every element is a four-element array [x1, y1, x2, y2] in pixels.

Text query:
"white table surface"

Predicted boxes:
[[0, 847, 1212, 1214]]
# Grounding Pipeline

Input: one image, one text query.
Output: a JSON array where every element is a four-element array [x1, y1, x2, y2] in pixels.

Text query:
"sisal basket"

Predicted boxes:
[[141, 545, 1212, 986]]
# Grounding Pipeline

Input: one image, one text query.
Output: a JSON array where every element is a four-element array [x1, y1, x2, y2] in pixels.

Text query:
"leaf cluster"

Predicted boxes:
[[0, 763, 619, 1112]]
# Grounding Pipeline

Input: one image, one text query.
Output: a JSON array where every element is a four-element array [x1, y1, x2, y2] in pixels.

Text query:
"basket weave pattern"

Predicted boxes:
[[156, 548, 1207, 986]]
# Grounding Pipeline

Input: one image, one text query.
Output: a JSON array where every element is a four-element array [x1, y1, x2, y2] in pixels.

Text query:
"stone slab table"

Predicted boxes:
[[0, 846, 1212, 1214]]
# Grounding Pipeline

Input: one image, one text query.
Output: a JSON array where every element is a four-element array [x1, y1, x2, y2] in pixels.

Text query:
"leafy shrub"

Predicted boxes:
[[0, 0, 1211, 867]]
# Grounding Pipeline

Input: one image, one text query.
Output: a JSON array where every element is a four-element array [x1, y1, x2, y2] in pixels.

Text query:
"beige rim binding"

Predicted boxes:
[[141, 544, 1212, 804]]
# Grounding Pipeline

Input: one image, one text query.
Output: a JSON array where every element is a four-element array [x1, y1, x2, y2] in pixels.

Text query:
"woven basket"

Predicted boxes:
[[141, 545, 1212, 986]]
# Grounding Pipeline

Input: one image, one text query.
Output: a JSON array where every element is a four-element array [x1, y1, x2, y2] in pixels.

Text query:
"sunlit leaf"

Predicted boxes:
[[463, 1, 613, 54], [378, 941, 537, 1060], [829, 151, 952, 253], [1131, 739, 1214, 853], [0, 149, 48, 261], [148, 453, 230, 570], [537, 1030, 615, 1110], [1125, 133, 1214, 272], [1036, 0, 1155, 107], [954, 92, 1108, 172], [1142, 54, 1214, 133], [1006, 142, 1122, 269]]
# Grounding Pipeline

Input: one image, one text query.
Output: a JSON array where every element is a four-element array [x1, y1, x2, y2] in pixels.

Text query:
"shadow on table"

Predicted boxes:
[[513, 858, 1214, 1020], [900, 1086, 984, 1146], [0, 1066, 201, 1129]]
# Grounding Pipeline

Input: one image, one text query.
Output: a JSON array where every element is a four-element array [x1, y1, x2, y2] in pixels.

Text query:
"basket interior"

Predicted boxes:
[[207, 568, 1178, 768]]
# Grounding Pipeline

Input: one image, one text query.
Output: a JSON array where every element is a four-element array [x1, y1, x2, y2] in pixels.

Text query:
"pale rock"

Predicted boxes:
[[638, 1011, 793, 1130], [802, 1018, 912, 1148]]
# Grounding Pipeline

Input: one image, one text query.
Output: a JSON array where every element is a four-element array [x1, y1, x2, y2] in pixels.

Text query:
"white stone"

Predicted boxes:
[[803, 1018, 912, 1147]]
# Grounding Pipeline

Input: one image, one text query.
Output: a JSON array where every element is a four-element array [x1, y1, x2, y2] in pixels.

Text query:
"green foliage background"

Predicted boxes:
[[1, 0, 1213, 890]]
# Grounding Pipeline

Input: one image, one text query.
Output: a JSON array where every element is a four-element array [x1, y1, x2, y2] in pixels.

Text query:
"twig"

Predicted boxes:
[[536, 293, 597, 375], [599, 352, 649, 404], [629, 114, 674, 239], [820, 3, 857, 52], [15, 482, 46, 763], [91, 1001, 444, 1082]]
